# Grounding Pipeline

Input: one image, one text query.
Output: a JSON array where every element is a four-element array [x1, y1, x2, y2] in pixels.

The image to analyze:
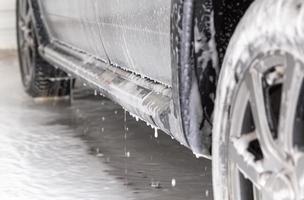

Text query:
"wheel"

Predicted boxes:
[[16, 0, 71, 97], [213, 0, 304, 200]]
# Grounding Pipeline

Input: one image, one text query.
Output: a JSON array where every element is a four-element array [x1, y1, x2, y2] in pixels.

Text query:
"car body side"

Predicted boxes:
[[29, 0, 253, 158]]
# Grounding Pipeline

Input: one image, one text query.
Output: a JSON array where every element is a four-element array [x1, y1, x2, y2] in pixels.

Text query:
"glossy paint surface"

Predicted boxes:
[[39, 0, 172, 85]]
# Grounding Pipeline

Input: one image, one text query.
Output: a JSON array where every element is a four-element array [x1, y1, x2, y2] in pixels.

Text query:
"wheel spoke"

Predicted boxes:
[[25, 34, 34, 49], [295, 152, 304, 198], [21, 55, 28, 76], [18, 17, 26, 33], [21, 0, 28, 19], [20, 39, 26, 49], [21, 44, 32, 78], [23, 49, 29, 75], [24, 11, 32, 26], [18, 1, 31, 28], [245, 63, 286, 166], [229, 133, 263, 187], [230, 131, 294, 200], [228, 53, 303, 200], [278, 56, 304, 154], [19, 1, 26, 21]]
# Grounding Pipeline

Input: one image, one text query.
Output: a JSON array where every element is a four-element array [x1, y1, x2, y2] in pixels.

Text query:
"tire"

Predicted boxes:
[[213, 0, 304, 200], [16, 0, 71, 98]]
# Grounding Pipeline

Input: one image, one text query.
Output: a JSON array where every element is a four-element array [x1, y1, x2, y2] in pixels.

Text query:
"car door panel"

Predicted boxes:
[[39, 0, 110, 62], [39, 0, 172, 86]]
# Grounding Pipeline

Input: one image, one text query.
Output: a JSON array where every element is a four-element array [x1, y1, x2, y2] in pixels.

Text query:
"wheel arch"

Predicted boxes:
[[213, 0, 255, 66], [170, 0, 254, 156]]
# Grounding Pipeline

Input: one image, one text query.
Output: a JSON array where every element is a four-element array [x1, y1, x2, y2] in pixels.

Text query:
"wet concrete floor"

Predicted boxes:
[[0, 51, 213, 200]]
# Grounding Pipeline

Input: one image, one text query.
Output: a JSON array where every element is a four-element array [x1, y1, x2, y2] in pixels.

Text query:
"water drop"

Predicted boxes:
[[171, 178, 176, 187], [194, 153, 202, 159], [154, 128, 158, 138], [126, 152, 130, 158], [124, 110, 127, 122], [94, 90, 98, 96], [205, 190, 209, 197]]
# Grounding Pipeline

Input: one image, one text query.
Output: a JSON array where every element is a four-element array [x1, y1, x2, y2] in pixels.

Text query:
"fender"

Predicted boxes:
[[170, 0, 254, 156], [171, 0, 216, 156]]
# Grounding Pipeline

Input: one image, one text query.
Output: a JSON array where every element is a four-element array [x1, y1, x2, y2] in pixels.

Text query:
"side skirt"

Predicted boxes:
[[40, 41, 191, 149]]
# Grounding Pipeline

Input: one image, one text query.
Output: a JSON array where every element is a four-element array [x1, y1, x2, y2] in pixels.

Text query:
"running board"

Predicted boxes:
[[40, 42, 188, 147]]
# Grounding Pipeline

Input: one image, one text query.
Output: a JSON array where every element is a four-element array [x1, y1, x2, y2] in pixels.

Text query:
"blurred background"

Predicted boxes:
[[0, 0, 16, 49]]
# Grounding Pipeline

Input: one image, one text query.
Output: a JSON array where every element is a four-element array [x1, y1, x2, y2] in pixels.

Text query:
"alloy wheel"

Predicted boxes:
[[17, 0, 36, 87], [229, 52, 304, 200]]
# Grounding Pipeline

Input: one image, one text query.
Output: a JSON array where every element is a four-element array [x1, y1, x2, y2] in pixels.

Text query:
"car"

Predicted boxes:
[[16, 0, 304, 199]]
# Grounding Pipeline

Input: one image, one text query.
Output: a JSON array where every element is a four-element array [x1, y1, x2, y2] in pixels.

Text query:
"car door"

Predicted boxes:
[[39, 0, 172, 86]]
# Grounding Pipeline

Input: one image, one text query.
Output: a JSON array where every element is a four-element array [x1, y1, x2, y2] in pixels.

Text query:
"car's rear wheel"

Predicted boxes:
[[213, 0, 304, 200], [16, 0, 71, 97]]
